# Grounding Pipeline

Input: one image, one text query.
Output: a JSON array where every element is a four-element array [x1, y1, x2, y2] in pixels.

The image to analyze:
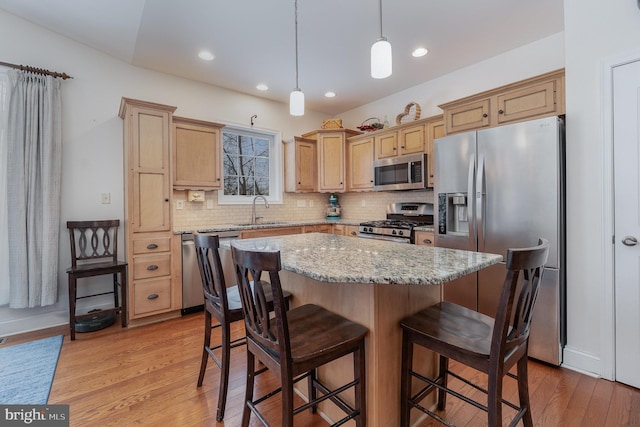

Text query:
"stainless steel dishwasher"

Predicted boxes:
[[181, 230, 240, 315]]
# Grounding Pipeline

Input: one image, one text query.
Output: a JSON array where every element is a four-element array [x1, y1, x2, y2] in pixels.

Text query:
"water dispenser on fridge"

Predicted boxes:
[[438, 192, 469, 236]]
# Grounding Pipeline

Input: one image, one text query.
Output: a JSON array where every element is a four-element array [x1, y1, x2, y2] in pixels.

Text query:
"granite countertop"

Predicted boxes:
[[226, 233, 502, 286], [174, 219, 364, 235]]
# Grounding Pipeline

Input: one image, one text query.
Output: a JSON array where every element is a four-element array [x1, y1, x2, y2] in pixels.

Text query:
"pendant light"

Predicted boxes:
[[371, 0, 392, 79], [290, 0, 304, 116]]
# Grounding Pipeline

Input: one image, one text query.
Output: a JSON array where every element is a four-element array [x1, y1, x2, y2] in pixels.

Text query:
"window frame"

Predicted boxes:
[[217, 124, 283, 205]]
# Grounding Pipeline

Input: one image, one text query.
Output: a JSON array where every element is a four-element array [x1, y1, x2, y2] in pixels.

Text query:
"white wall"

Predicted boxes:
[[337, 33, 565, 130], [0, 10, 327, 335], [561, 0, 640, 377]]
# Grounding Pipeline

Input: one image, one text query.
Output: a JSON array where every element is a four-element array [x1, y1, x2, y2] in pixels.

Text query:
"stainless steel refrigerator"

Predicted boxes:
[[434, 116, 565, 366]]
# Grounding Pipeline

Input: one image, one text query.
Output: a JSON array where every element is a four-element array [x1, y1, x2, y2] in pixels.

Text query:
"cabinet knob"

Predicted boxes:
[[498, 109, 504, 114], [164, 198, 169, 202], [482, 113, 488, 118]]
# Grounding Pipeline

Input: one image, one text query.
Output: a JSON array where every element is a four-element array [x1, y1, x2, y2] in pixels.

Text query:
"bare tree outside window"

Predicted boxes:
[[223, 130, 270, 196]]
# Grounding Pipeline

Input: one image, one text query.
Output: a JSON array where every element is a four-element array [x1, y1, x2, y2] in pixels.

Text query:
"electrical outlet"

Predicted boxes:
[[206, 199, 214, 209], [361, 199, 366, 207], [101, 193, 111, 204], [309, 200, 314, 207], [176, 200, 184, 210], [297, 199, 306, 208]]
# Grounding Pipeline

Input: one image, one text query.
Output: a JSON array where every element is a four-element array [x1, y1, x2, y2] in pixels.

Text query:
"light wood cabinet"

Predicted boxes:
[[333, 224, 359, 237], [414, 230, 434, 247], [284, 136, 317, 192], [425, 119, 444, 188], [239, 226, 303, 239], [302, 129, 361, 193], [440, 69, 565, 135], [172, 116, 224, 190], [375, 132, 398, 159], [119, 98, 181, 322], [304, 224, 332, 233], [374, 123, 425, 160], [347, 135, 374, 191]]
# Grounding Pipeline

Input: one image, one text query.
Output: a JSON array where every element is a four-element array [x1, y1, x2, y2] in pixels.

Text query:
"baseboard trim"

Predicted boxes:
[[562, 345, 605, 379]]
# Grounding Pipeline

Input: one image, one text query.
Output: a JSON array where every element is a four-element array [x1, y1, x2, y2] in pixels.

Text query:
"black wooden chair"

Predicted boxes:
[[66, 220, 128, 340], [231, 241, 368, 427], [399, 238, 549, 427], [193, 234, 291, 422]]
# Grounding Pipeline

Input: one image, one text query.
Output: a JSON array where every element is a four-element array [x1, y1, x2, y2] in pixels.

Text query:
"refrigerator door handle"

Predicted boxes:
[[476, 155, 485, 249], [468, 154, 476, 248]]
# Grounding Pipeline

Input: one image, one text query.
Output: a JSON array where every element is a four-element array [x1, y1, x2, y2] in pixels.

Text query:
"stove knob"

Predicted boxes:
[[392, 230, 397, 235], [398, 230, 404, 236], [368, 227, 373, 233]]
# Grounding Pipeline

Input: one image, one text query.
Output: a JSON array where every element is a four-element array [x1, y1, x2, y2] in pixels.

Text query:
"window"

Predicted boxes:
[[218, 125, 282, 204]]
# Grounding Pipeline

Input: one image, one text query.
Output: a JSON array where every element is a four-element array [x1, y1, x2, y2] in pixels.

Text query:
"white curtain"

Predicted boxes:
[[0, 68, 10, 305], [5, 70, 62, 308]]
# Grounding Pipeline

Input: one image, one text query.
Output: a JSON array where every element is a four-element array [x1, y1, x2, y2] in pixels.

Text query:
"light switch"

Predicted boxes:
[[101, 193, 111, 204], [176, 200, 184, 210]]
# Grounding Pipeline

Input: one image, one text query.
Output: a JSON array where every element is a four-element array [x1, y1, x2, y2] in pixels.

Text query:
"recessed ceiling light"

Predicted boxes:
[[198, 50, 214, 61], [256, 83, 269, 91], [325, 91, 336, 98], [412, 47, 428, 58]]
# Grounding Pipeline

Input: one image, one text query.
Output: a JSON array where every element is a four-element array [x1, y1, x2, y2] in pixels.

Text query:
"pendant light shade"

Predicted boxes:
[[371, 0, 392, 79], [290, 89, 304, 116], [290, 0, 304, 116], [371, 37, 392, 79]]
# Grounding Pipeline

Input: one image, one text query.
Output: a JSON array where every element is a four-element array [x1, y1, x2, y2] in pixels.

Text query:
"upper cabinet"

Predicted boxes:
[[119, 98, 175, 233], [284, 136, 317, 192], [347, 135, 374, 191], [374, 122, 425, 160], [172, 116, 224, 190], [439, 69, 565, 135], [302, 129, 361, 193], [425, 118, 444, 188]]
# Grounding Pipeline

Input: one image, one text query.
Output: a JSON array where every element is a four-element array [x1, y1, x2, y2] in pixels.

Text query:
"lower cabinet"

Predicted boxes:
[[304, 224, 332, 233], [128, 232, 182, 321], [414, 231, 434, 246], [239, 226, 303, 239], [333, 224, 359, 237]]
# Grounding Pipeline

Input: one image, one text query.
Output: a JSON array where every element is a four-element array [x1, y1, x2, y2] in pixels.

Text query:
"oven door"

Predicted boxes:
[[357, 232, 411, 244]]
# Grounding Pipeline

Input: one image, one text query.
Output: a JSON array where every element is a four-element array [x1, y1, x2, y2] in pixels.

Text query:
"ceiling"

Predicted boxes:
[[0, 0, 564, 115]]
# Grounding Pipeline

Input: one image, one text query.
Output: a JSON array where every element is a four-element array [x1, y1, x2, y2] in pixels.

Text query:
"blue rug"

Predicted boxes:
[[0, 335, 63, 404]]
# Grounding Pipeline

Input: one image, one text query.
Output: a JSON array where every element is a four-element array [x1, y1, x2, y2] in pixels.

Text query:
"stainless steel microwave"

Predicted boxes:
[[373, 153, 429, 191]]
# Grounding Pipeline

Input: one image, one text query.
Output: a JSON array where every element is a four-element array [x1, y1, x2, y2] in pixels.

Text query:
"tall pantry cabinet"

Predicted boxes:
[[119, 98, 182, 324]]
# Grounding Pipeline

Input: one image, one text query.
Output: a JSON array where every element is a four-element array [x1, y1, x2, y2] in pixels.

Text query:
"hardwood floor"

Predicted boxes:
[[19, 312, 635, 426]]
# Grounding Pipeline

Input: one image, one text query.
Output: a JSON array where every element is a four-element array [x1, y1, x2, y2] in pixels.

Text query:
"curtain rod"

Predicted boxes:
[[0, 60, 72, 80]]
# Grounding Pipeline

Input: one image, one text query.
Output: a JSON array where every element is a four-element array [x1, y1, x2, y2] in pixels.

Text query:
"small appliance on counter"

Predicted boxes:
[[325, 193, 342, 220]]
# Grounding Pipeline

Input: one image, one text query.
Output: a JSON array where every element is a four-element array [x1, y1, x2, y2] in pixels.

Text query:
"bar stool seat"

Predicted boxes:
[[193, 234, 291, 422], [399, 238, 549, 427], [231, 241, 368, 427]]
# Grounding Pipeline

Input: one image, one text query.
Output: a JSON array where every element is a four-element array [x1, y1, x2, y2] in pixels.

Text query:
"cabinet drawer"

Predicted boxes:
[[133, 254, 171, 279], [133, 278, 172, 315], [415, 231, 434, 246], [132, 236, 171, 254]]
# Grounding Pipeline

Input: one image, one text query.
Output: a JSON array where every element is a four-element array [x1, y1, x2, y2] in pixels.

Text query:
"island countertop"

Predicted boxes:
[[227, 232, 502, 285]]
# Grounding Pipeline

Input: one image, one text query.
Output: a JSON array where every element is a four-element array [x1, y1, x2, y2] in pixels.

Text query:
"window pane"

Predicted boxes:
[[221, 128, 276, 201], [224, 176, 238, 195]]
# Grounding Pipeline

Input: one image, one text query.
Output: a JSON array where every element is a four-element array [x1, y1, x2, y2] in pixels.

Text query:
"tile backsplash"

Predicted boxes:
[[172, 190, 434, 231]]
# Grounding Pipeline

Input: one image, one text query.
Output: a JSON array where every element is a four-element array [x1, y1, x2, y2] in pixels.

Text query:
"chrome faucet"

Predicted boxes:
[[251, 195, 269, 224]]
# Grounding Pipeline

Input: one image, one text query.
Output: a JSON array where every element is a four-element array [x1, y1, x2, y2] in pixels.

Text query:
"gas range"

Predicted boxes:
[[358, 203, 434, 243]]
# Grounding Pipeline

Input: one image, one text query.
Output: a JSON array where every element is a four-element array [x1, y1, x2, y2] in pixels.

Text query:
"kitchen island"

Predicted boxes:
[[228, 233, 502, 426]]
